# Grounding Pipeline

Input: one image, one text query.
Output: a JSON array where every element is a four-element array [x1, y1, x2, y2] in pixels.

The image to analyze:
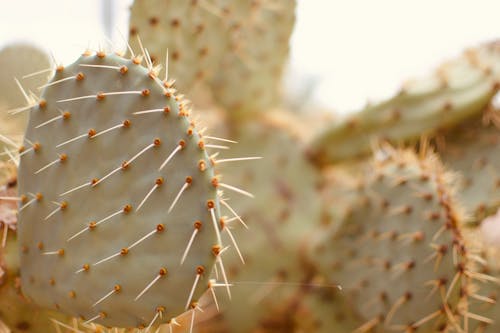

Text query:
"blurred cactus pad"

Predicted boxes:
[[1, 2, 500, 333]]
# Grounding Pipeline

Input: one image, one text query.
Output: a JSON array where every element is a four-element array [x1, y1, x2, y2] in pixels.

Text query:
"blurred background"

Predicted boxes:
[[0, 0, 499, 114]]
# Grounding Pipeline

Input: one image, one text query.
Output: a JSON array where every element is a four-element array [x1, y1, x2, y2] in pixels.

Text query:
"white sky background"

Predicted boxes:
[[0, 1, 499, 114]]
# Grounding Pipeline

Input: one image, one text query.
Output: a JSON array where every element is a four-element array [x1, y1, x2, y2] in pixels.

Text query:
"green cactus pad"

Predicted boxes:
[[0, 165, 72, 333], [128, 0, 296, 116], [467, 211, 500, 333], [207, 0, 296, 115], [439, 117, 500, 223], [309, 41, 500, 165], [0, 43, 52, 155], [196, 113, 321, 332], [129, 0, 221, 99], [17, 51, 228, 329], [308, 146, 474, 332]]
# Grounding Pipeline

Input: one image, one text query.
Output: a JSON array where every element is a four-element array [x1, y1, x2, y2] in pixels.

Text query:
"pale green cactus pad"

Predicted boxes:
[[309, 41, 500, 165], [129, 0, 296, 116], [193, 112, 321, 332], [129, 0, 221, 98], [0, 164, 72, 333], [207, 0, 296, 115], [0, 43, 52, 155], [439, 116, 500, 223], [307, 146, 478, 332], [16, 51, 232, 329], [466, 211, 500, 333]]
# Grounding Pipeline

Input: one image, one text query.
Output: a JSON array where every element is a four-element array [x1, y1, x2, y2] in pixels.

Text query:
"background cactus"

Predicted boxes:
[[437, 116, 500, 223], [467, 210, 500, 333], [198, 112, 321, 332], [307, 146, 481, 332], [129, 0, 296, 117], [0, 43, 52, 155], [309, 41, 500, 165]]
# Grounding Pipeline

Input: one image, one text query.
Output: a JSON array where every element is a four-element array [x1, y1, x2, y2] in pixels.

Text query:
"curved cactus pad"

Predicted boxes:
[[17, 51, 226, 328], [308, 146, 476, 332]]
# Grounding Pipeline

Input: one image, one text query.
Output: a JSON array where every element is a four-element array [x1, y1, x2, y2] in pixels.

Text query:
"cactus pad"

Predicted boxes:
[[129, 0, 296, 115], [17, 51, 228, 329], [439, 117, 500, 222], [308, 146, 475, 332], [309, 41, 500, 164], [197, 113, 321, 332]]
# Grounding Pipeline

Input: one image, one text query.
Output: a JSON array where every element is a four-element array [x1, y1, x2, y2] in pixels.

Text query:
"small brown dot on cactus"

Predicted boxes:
[[149, 17, 159, 26], [16, 321, 30, 331], [171, 18, 180, 28]]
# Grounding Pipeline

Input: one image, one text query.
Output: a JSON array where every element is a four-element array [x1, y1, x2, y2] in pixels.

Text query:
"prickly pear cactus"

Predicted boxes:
[[17, 50, 232, 329], [309, 41, 500, 164], [129, 0, 296, 115], [307, 146, 479, 332]]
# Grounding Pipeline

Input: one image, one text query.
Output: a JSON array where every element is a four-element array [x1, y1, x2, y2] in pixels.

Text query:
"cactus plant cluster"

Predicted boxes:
[[1, 2, 500, 333]]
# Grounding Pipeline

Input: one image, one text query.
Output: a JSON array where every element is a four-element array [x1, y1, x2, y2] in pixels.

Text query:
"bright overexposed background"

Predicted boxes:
[[1, 0, 499, 114]]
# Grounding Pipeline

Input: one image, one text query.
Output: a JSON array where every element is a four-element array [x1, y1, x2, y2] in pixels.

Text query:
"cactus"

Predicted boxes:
[[4, 4, 500, 331], [292, 285, 365, 333], [128, 0, 221, 101], [0, 43, 52, 155], [128, 0, 296, 116], [307, 146, 482, 332], [309, 41, 500, 165], [437, 115, 500, 223], [15, 50, 240, 330], [206, 0, 296, 115], [189, 112, 322, 332], [467, 210, 500, 333], [0, 162, 72, 333]]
